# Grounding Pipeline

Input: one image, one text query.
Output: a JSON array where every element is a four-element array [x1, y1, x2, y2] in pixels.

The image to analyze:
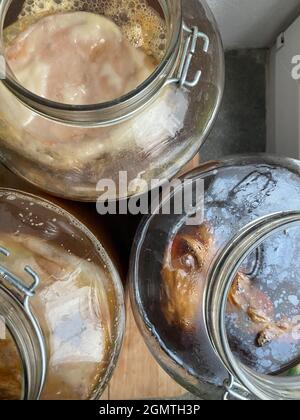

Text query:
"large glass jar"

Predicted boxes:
[[130, 155, 300, 400], [0, 187, 125, 400], [0, 0, 224, 201]]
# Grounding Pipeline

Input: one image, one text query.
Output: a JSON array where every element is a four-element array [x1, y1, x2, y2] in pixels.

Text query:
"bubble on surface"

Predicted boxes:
[[18, 0, 167, 61]]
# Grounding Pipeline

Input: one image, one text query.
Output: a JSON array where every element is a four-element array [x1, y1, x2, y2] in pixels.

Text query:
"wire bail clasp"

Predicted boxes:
[[0, 246, 40, 300], [223, 374, 251, 401], [0, 245, 47, 400], [167, 22, 210, 89]]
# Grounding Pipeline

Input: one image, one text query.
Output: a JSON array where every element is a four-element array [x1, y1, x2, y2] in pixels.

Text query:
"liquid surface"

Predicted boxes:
[[18, 0, 167, 62], [6, 11, 157, 104]]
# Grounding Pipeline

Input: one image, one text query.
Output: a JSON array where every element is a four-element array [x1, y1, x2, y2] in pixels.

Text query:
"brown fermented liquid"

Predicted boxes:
[[25, 0, 166, 59], [4, 0, 167, 68], [4, 12, 157, 105], [0, 231, 115, 400], [0, 164, 125, 277], [0, 330, 22, 400]]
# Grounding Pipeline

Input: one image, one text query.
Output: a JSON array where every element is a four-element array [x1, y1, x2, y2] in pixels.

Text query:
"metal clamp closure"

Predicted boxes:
[[167, 22, 210, 89], [223, 374, 251, 401], [0, 245, 47, 400], [0, 246, 40, 299]]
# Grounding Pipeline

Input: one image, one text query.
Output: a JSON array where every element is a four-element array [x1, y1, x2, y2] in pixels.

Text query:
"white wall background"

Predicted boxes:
[[207, 0, 300, 49], [267, 15, 300, 158]]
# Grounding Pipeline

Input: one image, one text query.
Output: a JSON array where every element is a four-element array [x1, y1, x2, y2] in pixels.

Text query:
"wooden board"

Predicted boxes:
[[102, 292, 185, 400], [102, 156, 200, 400], [179, 155, 200, 176]]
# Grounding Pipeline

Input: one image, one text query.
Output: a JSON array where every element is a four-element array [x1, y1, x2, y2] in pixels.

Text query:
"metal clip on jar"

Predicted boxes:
[[0, 0, 224, 201], [0, 189, 125, 400], [0, 246, 47, 399], [130, 155, 300, 401]]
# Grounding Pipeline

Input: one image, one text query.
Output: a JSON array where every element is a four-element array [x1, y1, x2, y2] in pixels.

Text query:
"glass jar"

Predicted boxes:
[[0, 0, 224, 201], [130, 155, 300, 400], [0, 188, 125, 400]]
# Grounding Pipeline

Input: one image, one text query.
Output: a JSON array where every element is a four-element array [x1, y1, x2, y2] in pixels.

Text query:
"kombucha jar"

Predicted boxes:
[[0, 186, 125, 400], [0, 0, 224, 200], [130, 155, 300, 400]]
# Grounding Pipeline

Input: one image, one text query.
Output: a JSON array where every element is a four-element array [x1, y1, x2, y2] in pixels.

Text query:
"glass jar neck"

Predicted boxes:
[[0, 0, 183, 126], [205, 211, 300, 400], [0, 285, 46, 400]]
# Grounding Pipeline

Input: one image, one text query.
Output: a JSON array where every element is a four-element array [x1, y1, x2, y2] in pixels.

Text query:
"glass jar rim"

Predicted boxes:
[[205, 211, 300, 400], [0, 285, 47, 400], [0, 0, 182, 124]]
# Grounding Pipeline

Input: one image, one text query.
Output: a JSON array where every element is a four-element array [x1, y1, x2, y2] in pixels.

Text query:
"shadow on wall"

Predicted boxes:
[[201, 49, 267, 161], [207, 0, 300, 49]]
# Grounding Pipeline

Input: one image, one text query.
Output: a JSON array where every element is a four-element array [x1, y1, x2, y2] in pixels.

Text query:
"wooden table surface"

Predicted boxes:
[[101, 293, 186, 400], [101, 156, 200, 400]]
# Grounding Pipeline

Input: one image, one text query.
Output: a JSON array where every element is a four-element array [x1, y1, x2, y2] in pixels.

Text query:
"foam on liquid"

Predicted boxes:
[[4, 1, 167, 105], [17, 0, 167, 61]]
